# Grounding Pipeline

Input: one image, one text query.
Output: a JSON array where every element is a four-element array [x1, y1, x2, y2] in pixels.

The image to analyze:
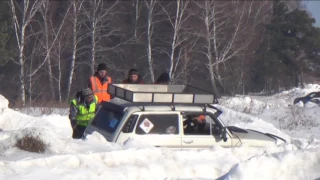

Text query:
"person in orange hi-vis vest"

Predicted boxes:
[[88, 63, 112, 103]]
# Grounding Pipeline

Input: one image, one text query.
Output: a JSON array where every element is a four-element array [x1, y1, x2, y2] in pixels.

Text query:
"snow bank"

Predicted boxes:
[[220, 84, 320, 140], [0, 85, 319, 179], [0, 95, 120, 158], [224, 148, 320, 180], [17, 107, 69, 116], [0, 144, 302, 180], [276, 84, 320, 99], [215, 105, 291, 143]]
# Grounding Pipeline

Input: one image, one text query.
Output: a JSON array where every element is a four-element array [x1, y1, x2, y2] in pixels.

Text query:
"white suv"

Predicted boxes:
[[84, 84, 286, 149]]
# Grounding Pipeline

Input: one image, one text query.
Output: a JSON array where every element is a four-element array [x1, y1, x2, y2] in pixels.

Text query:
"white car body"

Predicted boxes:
[[84, 98, 286, 149]]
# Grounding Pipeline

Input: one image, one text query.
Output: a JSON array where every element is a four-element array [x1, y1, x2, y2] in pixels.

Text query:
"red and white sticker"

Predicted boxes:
[[139, 118, 154, 134]]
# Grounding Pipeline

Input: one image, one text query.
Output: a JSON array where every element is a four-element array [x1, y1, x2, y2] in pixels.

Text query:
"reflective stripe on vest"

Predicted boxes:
[[90, 76, 111, 103], [71, 96, 98, 126]]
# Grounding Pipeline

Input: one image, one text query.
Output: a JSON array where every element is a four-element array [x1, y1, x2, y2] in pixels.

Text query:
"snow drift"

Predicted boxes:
[[0, 84, 319, 179]]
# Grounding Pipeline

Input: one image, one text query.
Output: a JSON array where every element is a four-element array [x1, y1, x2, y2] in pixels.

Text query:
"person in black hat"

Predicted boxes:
[[154, 72, 170, 84], [122, 68, 144, 84], [88, 63, 112, 103], [69, 88, 98, 139]]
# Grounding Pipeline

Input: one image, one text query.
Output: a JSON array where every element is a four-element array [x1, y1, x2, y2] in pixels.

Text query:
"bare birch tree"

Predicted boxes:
[[49, 4, 74, 103], [193, 0, 253, 97], [39, 0, 55, 100], [51, 32, 66, 102], [26, 38, 43, 105], [160, 0, 191, 83], [10, 0, 43, 106], [236, 1, 271, 95], [133, 0, 142, 39], [83, 0, 119, 74], [144, 0, 158, 82], [25, 1, 72, 102], [66, 0, 84, 101]]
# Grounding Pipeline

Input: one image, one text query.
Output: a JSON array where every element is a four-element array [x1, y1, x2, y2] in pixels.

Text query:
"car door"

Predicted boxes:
[[116, 114, 139, 143], [181, 114, 232, 149], [132, 112, 182, 149]]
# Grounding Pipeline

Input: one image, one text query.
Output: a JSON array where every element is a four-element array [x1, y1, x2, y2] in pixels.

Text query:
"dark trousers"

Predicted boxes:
[[72, 125, 87, 139]]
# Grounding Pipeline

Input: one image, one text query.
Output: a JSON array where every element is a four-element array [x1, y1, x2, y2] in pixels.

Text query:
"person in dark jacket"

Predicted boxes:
[[154, 72, 170, 84], [122, 68, 143, 84], [69, 88, 99, 139]]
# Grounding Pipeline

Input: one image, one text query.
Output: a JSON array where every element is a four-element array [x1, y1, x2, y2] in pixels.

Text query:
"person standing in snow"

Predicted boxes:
[[88, 63, 112, 103], [69, 88, 99, 139], [122, 68, 144, 84], [154, 72, 170, 84]]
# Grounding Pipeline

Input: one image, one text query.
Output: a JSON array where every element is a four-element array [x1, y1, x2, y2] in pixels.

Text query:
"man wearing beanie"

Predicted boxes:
[[69, 88, 98, 139], [122, 68, 144, 84], [88, 63, 112, 103]]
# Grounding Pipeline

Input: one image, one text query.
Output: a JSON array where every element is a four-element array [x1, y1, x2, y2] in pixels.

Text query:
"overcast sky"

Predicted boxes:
[[303, 1, 320, 27]]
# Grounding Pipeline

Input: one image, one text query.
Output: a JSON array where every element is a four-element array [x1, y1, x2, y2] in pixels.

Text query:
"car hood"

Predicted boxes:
[[227, 126, 286, 146]]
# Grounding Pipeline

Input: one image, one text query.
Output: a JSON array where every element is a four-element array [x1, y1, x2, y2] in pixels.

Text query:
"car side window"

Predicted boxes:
[[183, 114, 219, 136], [135, 114, 179, 135]]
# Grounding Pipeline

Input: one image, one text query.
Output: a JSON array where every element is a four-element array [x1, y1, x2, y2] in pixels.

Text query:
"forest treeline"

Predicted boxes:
[[0, 0, 319, 106]]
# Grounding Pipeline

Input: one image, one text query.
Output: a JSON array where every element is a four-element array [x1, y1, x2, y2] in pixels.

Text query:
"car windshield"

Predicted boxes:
[[91, 107, 124, 134]]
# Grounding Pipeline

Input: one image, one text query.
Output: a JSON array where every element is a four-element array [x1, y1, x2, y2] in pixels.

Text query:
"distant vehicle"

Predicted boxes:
[[84, 84, 287, 149], [293, 92, 320, 105]]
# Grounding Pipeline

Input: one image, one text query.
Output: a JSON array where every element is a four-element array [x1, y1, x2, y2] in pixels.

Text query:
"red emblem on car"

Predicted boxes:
[[144, 121, 150, 127]]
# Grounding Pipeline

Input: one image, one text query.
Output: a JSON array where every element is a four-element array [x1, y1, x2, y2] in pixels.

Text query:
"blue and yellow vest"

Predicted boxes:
[[71, 95, 98, 126]]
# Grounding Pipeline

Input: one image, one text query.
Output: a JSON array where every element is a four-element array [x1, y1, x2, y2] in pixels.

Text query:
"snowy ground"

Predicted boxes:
[[0, 84, 320, 180]]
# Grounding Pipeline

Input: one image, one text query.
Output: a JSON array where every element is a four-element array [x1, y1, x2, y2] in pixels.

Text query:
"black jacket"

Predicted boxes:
[[155, 72, 170, 84]]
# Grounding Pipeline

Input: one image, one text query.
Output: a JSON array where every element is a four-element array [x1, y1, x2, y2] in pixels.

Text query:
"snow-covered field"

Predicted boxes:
[[0, 84, 320, 180]]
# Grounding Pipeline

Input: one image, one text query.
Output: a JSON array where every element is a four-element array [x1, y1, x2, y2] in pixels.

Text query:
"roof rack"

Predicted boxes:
[[108, 84, 218, 104]]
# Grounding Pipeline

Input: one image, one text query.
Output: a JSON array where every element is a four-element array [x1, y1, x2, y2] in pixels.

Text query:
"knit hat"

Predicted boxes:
[[97, 63, 107, 71], [128, 68, 138, 76], [81, 88, 93, 97]]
